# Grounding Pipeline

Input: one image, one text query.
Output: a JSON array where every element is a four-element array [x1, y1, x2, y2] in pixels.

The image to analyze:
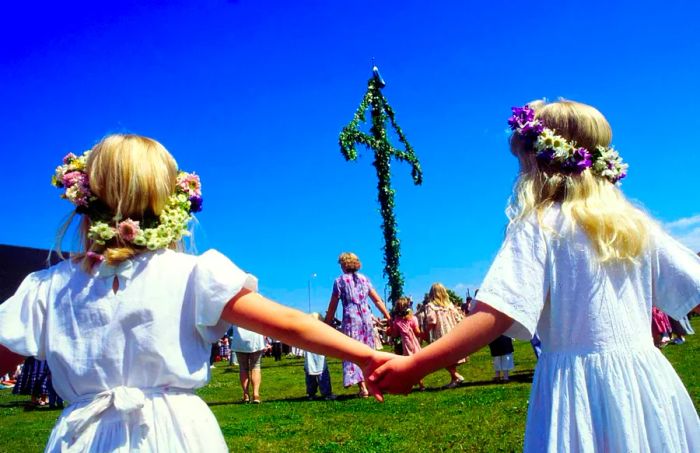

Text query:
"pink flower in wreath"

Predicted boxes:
[[62, 171, 84, 188], [117, 219, 141, 242], [177, 172, 202, 198]]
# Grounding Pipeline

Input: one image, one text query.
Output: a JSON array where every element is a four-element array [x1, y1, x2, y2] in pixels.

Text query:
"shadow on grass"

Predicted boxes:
[[206, 370, 536, 407], [0, 401, 28, 409], [459, 370, 534, 388], [0, 401, 64, 412], [207, 393, 368, 407]]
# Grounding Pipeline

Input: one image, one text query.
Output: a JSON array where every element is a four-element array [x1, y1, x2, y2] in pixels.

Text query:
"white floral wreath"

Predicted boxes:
[[52, 151, 203, 252], [508, 105, 628, 183]]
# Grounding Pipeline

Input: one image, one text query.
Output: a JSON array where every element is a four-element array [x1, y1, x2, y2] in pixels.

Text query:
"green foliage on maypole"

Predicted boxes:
[[339, 66, 422, 305]]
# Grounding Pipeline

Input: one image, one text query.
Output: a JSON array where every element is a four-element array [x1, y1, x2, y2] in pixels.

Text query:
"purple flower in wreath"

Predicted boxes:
[[508, 105, 544, 151], [536, 148, 556, 165], [189, 195, 203, 213], [508, 106, 543, 134], [519, 121, 544, 136], [508, 106, 535, 130], [561, 147, 592, 174]]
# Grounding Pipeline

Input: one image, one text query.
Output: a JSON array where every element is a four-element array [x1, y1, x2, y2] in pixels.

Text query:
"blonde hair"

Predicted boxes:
[[394, 297, 412, 318], [509, 99, 650, 262], [426, 283, 451, 308], [338, 252, 361, 273], [58, 134, 180, 269]]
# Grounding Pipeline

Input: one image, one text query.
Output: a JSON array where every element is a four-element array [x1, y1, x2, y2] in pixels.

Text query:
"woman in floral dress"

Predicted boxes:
[[325, 252, 391, 397]]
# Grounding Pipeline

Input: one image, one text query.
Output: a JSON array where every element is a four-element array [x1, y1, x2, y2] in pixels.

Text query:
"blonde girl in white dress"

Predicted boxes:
[[0, 134, 392, 452], [370, 100, 700, 452]]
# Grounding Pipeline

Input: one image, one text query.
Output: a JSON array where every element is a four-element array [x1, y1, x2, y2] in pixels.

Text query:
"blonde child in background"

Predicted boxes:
[[304, 313, 337, 400], [388, 297, 425, 391], [0, 134, 391, 452], [370, 100, 700, 452], [422, 283, 466, 388]]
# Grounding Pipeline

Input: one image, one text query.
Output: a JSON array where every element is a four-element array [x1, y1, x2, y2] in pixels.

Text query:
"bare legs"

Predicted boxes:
[[239, 370, 250, 402], [445, 365, 464, 388], [239, 368, 262, 402], [358, 381, 369, 397], [250, 368, 261, 401]]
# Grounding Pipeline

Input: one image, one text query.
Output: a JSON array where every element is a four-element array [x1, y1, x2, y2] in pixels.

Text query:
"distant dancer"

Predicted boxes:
[[325, 252, 391, 397], [388, 297, 425, 390], [230, 325, 268, 404], [489, 335, 514, 382], [304, 313, 336, 400], [423, 283, 466, 388]]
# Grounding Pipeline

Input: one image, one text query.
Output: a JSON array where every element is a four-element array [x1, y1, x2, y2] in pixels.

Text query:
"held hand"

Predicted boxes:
[[360, 350, 399, 402], [368, 355, 420, 395]]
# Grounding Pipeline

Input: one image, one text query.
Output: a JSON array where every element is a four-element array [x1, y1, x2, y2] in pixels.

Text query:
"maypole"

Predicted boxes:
[[338, 66, 422, 305]]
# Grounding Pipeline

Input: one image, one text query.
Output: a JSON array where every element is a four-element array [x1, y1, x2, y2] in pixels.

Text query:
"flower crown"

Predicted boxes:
[[508, 105, 628, 183], [52, 151, 203, 252]]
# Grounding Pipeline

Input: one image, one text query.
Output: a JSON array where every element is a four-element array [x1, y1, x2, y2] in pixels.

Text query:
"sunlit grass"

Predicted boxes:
[[1, 318, 698, 452]]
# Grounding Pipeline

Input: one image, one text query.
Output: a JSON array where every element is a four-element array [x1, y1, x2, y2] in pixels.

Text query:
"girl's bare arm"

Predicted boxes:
[[370, 302, 513, 394]]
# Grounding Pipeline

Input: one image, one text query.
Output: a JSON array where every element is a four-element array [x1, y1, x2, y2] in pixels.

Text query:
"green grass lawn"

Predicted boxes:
[[1, 318, 698, 452]]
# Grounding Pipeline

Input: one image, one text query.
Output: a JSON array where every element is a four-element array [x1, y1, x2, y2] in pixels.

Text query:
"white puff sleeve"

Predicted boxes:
[[651, 227, 700, 319], [0, 270, 51, 359], [191, 250, 258, 342], [476, 217, 549, 340]]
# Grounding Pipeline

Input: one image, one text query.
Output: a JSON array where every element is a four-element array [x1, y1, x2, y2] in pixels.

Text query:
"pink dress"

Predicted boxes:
[[651, 306, 672, 337], [392, 316, 422, 356]]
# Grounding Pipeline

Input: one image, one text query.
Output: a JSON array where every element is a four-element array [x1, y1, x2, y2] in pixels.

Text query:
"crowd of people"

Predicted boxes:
[[204, 251, 696, 404], [0, 99, 699, 452]]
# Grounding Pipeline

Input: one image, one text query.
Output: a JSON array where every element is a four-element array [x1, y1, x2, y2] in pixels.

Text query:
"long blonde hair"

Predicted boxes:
[[509, 99, 650, 262], [426, 283, 452, 308], [57, 134, 180, 268]]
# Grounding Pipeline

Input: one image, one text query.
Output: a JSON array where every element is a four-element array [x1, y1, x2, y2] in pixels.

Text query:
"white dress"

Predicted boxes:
[[0, 249, 257, 452], [478, 205, 700, 453]]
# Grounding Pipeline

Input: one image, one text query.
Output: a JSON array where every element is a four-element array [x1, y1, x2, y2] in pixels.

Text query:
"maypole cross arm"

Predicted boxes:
[[338, 65, 422, 305]]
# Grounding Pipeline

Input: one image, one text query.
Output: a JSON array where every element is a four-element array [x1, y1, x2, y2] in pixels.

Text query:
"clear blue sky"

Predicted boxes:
[[2, 0, 699, 314]]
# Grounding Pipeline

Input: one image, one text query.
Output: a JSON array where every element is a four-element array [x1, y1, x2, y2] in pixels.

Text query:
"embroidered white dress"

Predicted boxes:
[[478, 206, 700, 452], [0, 249, 256, 452]]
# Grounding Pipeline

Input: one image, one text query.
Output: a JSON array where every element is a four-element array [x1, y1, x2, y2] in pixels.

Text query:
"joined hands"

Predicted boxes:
[[360, 352, 424, 398]]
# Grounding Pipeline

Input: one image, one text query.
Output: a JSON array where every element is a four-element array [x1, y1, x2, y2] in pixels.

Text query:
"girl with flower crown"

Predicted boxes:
[[387, 297, 425, 391], [0, 134, 392, 452], [369, 100, 700, 452]]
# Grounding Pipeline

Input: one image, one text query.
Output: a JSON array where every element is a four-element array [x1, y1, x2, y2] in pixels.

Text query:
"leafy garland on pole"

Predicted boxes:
[[339, 66, 422, 305]]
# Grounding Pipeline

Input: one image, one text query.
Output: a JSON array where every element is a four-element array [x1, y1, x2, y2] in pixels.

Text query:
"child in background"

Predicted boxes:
[[370, 100, 700, 452], [422, 283, 466, 388], [488, 335, 514, 382], [651, 306, 672, 348], [12, 357, 49, 408], [0, 134, 391, 452], [219, 336, 230, 362], [371, 315, 385, 350], [389, 298, 425, 391], [304, 313, 337, 400]]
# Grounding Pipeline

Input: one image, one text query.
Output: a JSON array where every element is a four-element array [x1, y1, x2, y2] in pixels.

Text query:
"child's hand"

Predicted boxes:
[[368, 355, 420, 395], [361, 350, 399, 402]]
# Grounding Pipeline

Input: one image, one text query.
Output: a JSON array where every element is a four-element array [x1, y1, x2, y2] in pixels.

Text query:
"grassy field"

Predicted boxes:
[[1, 318, 698, 452]]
